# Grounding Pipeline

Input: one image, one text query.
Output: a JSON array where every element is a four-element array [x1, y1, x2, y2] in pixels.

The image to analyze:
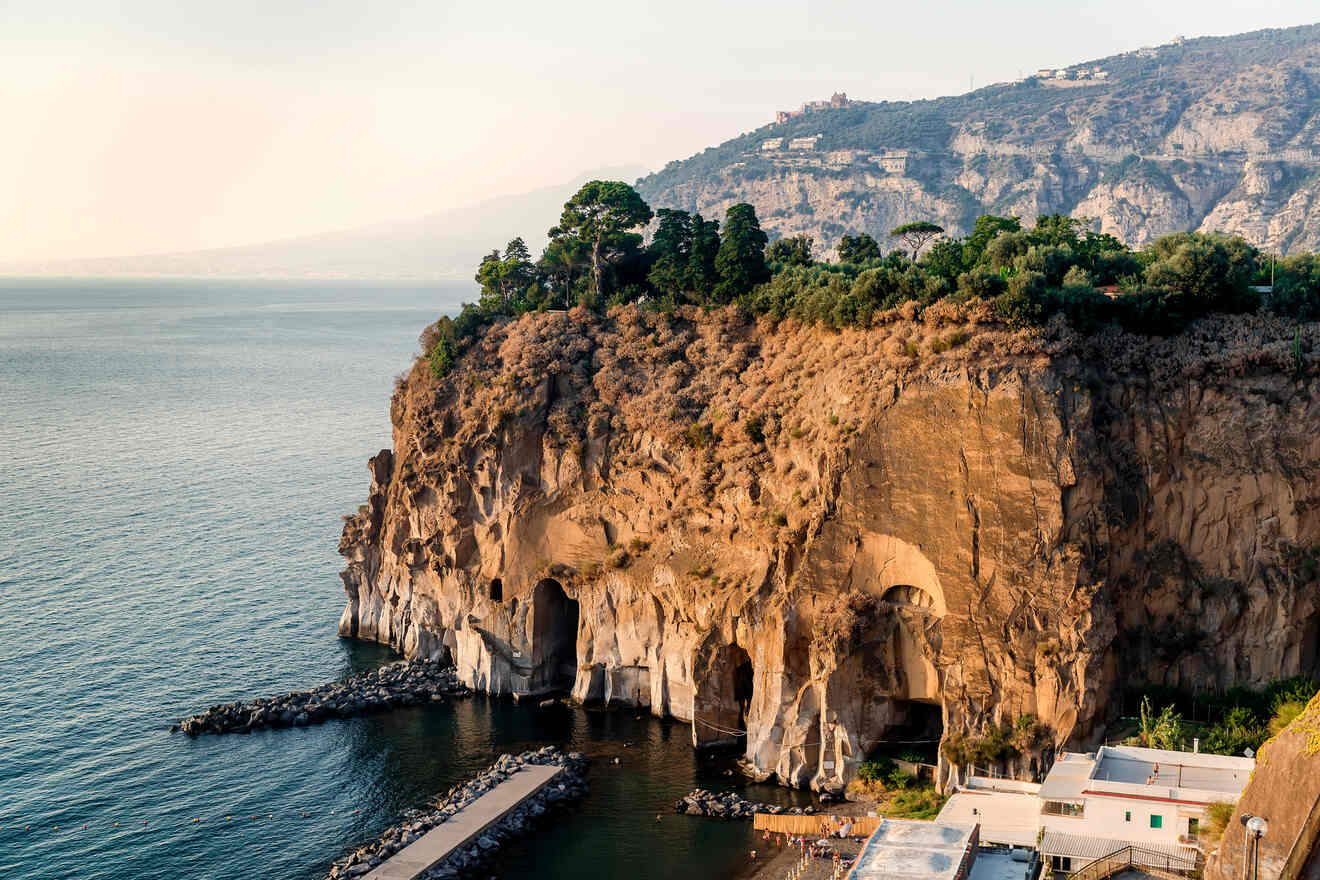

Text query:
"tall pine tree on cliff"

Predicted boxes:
[[558, 181, 653, 301], [713, 203, 769, 303]]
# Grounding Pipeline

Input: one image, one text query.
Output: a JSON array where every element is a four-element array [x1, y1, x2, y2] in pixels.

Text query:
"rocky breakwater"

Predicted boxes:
[[323, 747, 588, 879], [674, 788, 815, 820], [340, 304, 1320, 793], [173, 658, 467, 735]]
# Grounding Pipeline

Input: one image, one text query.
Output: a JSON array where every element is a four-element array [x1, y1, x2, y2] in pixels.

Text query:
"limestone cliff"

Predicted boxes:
[[638, 24, 1320, 254], [339, 304, 1320, 792]]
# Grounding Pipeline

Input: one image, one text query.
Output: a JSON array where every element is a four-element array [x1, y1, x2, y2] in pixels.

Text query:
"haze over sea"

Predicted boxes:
[[0, 280, 805, 880]]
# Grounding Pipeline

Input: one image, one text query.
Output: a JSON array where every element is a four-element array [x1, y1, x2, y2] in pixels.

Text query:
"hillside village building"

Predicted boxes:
[[1036, 747, 1252, 872], [775, 92, 851, 123], [933, 745, 1253, 877]]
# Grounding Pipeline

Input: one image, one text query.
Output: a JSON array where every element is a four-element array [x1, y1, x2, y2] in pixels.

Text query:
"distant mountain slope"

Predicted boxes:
[[637, 23, 1320, 255], [3, 166, 645, 280]]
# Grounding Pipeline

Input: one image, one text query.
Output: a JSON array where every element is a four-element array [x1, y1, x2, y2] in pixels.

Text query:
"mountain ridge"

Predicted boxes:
[[637, 22, 1320, 255]]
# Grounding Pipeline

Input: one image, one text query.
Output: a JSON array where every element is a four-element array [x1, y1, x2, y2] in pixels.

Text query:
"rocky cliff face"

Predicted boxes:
[[339, 305, 1320, 793], [637, 25, 1320, 254], [1204, 693, 1320, 880]]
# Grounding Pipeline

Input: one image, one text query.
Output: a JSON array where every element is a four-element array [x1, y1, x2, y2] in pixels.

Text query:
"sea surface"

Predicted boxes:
[[0, 279, 808, 880]]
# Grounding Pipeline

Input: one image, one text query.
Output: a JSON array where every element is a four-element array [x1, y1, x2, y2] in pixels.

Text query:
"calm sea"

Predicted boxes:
[[0, 279, 806, 880]]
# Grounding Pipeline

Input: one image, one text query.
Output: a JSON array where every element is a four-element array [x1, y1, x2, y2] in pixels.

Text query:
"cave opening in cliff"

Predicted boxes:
[[531, 578, 579, 693], [693, 643, 756, 749], [489, 578, 502, 602], [861, 700, 944, 767]]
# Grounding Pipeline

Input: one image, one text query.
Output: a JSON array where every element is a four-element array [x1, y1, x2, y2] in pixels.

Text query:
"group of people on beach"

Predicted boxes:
[[751, 820, 858, 872]]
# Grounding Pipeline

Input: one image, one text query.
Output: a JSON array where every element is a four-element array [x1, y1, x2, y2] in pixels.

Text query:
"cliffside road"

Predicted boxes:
[[172, 658, 467, 735]]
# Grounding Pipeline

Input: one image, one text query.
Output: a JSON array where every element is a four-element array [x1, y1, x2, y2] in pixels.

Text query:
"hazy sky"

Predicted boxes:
[[2, 0, 1316, 261]]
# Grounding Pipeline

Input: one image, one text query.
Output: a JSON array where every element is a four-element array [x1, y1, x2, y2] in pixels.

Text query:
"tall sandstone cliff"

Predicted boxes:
[[339, 306, 1320, 792]]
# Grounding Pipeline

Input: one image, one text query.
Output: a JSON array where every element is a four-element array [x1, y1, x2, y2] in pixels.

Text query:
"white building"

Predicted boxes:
[[761, 138, 784, 151], [871, 151, 910, 174], [1037, 746, 1253, 874]]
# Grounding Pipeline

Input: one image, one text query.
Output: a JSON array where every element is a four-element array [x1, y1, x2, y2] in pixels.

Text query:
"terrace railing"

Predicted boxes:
[[1066, 845, 1199, 880]]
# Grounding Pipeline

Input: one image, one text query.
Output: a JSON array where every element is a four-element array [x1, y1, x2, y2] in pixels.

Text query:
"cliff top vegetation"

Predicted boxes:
[[418, 179, 1320, 384]]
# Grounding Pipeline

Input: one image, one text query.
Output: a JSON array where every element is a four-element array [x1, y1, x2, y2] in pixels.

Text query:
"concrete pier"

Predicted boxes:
[[363, 763, 564, 880]]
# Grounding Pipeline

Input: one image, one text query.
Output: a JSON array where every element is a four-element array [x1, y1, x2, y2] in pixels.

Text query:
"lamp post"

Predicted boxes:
[[1246, 816, 1268, 880], [1240, 814, 1268, 880]]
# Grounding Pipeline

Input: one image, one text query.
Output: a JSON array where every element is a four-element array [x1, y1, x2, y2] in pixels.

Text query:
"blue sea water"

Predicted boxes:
[[0, 280, 807, 880]]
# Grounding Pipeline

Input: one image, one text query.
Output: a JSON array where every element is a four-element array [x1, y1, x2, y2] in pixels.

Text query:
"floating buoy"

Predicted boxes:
[[114, 822, 119, 827], [193, 818, 199, 823], [226, 816, 231, 821], [83, 825, 88, 830], [143, 820, 148, 825]]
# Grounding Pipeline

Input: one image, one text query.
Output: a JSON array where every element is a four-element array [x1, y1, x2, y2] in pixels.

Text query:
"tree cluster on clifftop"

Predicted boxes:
[[422, 179, 1320, 378]]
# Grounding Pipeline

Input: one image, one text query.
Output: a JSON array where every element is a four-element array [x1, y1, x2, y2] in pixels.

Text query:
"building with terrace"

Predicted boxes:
[[1036, 746, 1253, 874]]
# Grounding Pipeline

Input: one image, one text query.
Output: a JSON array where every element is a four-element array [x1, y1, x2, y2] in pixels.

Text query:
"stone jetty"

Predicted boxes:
[[324, 747, 589, 879], [172, 658, 467, 735], [674, 788, 815, 820]]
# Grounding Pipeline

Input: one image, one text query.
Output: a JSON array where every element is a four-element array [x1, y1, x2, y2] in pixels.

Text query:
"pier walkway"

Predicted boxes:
[[363, 763, 563, 880]]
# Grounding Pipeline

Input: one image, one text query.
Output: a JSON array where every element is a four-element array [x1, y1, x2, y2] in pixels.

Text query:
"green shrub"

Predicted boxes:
[[857, 758, 895, 784], [1203, 705, 1265, 756], [684, 422, 713, 449]]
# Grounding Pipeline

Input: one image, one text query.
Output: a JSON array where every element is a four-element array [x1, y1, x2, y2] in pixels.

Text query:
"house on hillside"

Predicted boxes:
[[788, 134, 821, 150], [871, 151, 910, 174], [760, 138, 783, 151], [774, 93, 851, 125], [1037, 746, 1252, 875]]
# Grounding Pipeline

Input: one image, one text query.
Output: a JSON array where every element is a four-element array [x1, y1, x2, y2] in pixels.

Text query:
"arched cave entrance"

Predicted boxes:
[[882, 584, 936, 610], [693, 643, 755, 749], [489, 578, 503, 602], [531, 578, 579, 694], [821, 585, 945, 788]]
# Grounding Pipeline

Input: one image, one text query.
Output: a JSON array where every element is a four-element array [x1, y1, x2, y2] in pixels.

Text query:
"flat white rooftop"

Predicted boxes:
[[1040, 746, 1253, 803], [847, 819, 977, 880], [938, 791, 1040, 848], [1093, 753, 1246, 794], [968, 850, 1033, 880]]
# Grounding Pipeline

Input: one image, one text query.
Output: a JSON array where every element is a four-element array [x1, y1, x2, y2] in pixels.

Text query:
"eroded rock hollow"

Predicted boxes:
[[339, 305, 1320, 792]]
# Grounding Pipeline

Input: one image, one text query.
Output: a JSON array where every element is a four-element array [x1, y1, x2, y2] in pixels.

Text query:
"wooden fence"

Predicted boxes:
[[752, 813, 882, 837]]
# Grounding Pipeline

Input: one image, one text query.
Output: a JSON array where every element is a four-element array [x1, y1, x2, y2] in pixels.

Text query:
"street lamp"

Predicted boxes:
[[1239, 814, 1268, 880]]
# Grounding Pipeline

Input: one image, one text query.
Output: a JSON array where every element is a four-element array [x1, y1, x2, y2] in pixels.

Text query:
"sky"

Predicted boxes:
[[2, 0, 1317, 262]]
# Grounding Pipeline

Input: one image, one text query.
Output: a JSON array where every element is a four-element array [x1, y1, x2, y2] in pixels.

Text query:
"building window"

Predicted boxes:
[[1125, 811, 1131, 823], [1150, 815, 1163, 829], [1188, 818, 1199, 840], [1043, 801, 1085, 818]]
